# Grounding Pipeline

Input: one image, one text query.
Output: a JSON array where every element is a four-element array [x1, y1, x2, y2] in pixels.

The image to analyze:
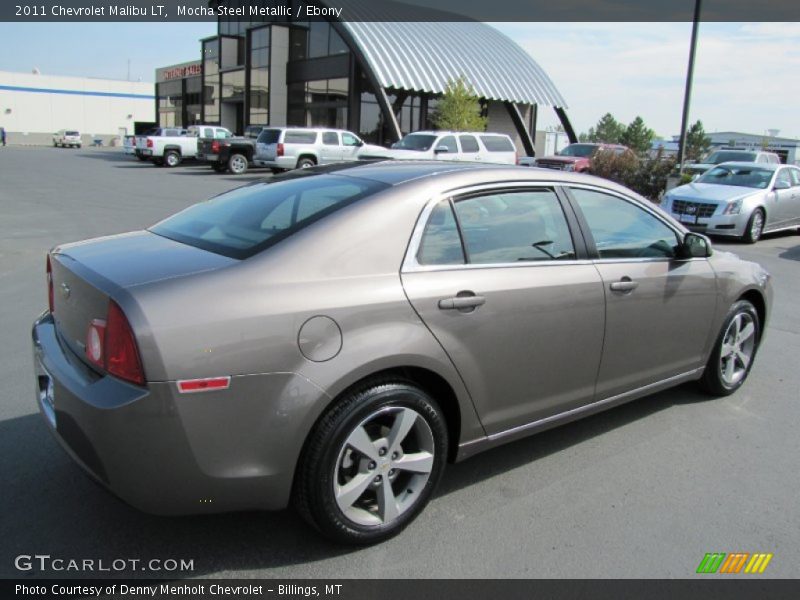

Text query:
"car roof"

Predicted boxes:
[[714, 161, 782, 170], [407, 130, 510, 137]]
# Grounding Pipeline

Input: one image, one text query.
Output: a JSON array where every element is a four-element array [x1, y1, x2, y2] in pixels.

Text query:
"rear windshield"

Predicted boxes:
[[257, 129, 282, 144], [284, 131, 318, 144], [66, 131, 80, 136], [149, 174, 387, 259], [480, 135, 515, 152]]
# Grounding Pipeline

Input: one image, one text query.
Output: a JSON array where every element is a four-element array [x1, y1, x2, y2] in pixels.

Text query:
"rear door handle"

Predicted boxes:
[[438, 294, 486, 311], [609, 278, 639, 293]]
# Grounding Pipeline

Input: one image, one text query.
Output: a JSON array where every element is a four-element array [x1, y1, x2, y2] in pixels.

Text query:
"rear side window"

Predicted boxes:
[[417, 201, 465, 266], [454, 190, 575, 263], [150, 174, 388, 259], [322, 132, 339, 145], [480, 135, 515, 152], [257, 129, 281, 144], [284, 131, 318, 144], [459, 135, 480, 153]]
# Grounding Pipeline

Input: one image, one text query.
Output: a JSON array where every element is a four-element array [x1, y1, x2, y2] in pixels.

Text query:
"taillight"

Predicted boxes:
[[146, 138, 153, 148], [277, 143, 284, 157], [46, 255, 54, 314], [84, 300, 145, 386], [211, 140, 220, 154]]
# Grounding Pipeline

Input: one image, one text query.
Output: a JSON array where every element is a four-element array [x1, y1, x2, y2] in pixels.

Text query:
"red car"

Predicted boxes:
[[533, 143, 631, 173]]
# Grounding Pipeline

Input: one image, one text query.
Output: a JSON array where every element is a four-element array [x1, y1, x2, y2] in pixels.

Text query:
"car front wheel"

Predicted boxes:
[[743, 209, 765, 244], [295, 380, 448, 545], [699, 299, 760, 396]]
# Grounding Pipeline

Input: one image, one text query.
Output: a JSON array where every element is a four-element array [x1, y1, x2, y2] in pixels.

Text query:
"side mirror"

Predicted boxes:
[[774, 179, 791, 190], [678, 232, 712, 259], [434, 146, 451, 154]]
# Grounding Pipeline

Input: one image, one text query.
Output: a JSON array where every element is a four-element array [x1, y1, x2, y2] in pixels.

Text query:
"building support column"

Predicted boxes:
[[554, 107, 577, 144], [504, 101, 535, 157]]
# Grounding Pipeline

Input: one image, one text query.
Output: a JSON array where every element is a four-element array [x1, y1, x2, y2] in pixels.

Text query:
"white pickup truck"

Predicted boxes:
[[136, 125, 232, 167]]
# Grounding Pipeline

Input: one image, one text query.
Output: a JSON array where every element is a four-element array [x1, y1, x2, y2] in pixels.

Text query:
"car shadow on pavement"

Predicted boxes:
[[778, 243, 800, 262], [0, 382, 710, 577], [0, 413, 353, 578]]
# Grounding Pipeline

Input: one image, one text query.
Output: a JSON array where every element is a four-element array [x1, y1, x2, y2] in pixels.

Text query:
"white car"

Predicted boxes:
[[360, 131, 519, 165], [53, 130, 82, 148]]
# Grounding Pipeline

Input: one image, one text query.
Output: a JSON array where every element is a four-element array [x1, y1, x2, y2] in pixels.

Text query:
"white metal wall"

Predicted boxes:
[[0, 70, 155, 144]]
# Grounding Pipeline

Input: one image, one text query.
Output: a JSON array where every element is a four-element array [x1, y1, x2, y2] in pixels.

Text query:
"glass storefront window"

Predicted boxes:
[[203, 38, 221, 122], [248, 26, 270, 126]]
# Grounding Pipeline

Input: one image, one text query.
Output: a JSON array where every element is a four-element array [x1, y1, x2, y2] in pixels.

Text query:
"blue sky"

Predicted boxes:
[[0, 22, 797, 139]]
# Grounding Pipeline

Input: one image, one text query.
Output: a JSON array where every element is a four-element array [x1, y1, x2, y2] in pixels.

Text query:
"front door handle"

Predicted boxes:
[[609, 277, 639, 293], [438, 293, 486, 311]]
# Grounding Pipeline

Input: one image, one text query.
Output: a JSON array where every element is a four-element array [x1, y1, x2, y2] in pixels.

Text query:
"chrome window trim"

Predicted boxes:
[[401, 180, 585, 273]]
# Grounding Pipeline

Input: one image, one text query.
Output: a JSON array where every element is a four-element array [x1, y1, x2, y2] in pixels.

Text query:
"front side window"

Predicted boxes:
[[776, 168, 792, 187], [150, 175, 387, 259], [571, 188, 679, 259], [436, 136, 457, 153], [789, 168, 800, 186], [342, 133, 360, 147], [393, 134, 436, 151]]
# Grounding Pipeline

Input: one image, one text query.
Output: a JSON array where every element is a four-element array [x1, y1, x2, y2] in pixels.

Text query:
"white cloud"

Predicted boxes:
[[494, 22, 800, 139]]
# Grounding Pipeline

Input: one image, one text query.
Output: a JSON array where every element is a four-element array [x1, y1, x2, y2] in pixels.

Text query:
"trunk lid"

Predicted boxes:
[[50, 230, 236, 363]]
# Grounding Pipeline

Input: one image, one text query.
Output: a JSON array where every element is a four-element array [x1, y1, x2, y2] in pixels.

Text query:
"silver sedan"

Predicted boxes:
[[33, 162, 772, 544], [664, 162, 800, 243]]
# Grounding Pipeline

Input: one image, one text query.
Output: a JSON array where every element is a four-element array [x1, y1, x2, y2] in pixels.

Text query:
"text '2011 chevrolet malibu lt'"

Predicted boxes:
[[32, 161, 772, 544]]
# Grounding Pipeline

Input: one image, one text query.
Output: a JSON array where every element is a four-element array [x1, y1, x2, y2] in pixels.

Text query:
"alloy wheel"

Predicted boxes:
[[750, 211, 764, 241], [719, 312, 757, 387], [333, 406, 434, 527]]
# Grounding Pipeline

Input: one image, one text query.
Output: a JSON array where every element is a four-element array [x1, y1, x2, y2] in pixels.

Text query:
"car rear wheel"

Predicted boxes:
[[228, 153, 248, 175], [296, 157, 316, 170], [699, 300, 760, 396], [164, 150, 181, 168], [294, 380, 448, 545], [743, 209, 765, 244]]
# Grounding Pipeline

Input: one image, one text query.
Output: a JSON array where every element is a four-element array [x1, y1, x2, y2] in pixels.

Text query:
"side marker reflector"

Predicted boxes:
[[177, 377, 231, 394]]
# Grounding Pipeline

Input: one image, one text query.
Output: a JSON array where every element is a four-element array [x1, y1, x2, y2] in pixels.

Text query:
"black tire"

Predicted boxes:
[[296, 157, 316, 170], [270, 168, 285, 174], [137, 155, 149, 162], [742, 209, 765, 244], [53, 141, 57, 147], [294, 379, 448, 545], [211, 163, 227, 173], [152, 157, 164, 167], [228, 153, 248, 175], [699, 300, 761, 396], [163, 150, 181, 168]]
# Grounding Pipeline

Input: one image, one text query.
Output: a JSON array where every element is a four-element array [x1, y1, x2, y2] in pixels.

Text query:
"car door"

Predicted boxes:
[[787, 167, 800, 226], [340, 132, 363, 162], [433, 135, 459, 161], [319, 131, 342, 164], [401, 186, 605, 435], [566, 186, 718, 400], [770, 167, 797, 228], [458, 134, 482, 163]]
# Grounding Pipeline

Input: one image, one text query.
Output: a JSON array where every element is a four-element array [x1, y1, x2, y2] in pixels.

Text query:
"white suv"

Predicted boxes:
[[53, 130, 82, 148], [253, 127, 385, 171], [360, 131, 519, 165]]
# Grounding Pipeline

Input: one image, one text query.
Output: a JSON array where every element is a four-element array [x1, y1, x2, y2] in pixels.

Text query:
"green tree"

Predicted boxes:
[[684, 120, 711, 161], [430, 76, 487, 132], [587, 113, 625, 144], [621, 116, 656, 155]]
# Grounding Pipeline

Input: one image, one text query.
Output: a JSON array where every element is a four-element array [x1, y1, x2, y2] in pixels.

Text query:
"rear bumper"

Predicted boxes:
[[253, 157, 296, 169], [32, 313, 326, 515]]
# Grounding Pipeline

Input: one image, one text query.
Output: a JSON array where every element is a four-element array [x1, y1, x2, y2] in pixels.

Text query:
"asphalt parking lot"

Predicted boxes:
[[1, 146, 798, 579]]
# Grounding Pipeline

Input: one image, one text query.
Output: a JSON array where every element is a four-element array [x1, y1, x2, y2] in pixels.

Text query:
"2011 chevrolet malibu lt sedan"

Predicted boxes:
[[32, 161, 772, 544]]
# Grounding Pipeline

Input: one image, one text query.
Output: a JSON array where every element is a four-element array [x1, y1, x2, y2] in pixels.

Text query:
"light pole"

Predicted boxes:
[[677, 0, 703, 173]]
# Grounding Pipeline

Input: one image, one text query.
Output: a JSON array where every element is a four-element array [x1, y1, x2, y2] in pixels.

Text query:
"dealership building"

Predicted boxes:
[[155, 2, 574, 155], [0, 70, 155, 146]]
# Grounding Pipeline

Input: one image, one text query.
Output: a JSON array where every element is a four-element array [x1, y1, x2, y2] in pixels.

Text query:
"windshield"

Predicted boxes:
[[557, 144, 598, 158], [149, 174, 388, 259], [393, 134, 437, 151], [704, 150, 757, 164], [697, 165, 774, 189]]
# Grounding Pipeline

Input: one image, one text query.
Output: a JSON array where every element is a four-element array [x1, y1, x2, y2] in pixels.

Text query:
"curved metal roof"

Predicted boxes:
[[338, 20, 567, 108]]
